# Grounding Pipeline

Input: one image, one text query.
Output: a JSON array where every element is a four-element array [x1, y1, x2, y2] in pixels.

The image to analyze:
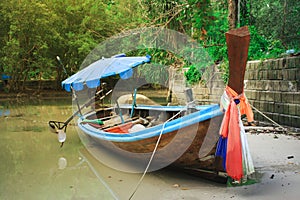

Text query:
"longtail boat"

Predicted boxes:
[[49, 26, 253, 182]]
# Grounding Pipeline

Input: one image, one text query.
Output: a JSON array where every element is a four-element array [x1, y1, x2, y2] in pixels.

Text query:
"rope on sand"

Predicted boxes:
[[250, 104, 297, 135], [128, 104, 188, 200]]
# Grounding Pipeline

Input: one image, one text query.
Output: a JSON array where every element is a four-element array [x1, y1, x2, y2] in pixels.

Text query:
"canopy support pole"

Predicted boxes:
[[116, 101, 125, 124], [72, 88, 83, 117], [49, 89, 112, 133], [130, 88, 137, 118]]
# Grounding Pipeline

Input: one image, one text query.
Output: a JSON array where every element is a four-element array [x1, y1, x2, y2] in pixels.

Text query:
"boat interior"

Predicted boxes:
[[81, 102, 216, 134]]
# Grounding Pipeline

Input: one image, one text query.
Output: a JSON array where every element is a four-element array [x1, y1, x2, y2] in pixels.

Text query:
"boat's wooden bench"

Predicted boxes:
[[101, 116, 139, 131]]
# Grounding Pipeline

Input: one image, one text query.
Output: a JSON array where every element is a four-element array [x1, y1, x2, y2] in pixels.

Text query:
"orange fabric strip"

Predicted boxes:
[[226, 86, 254, 122], [226, 100, 243, 180], [220, 99, 243, 180], [219, 85, 254, 181]]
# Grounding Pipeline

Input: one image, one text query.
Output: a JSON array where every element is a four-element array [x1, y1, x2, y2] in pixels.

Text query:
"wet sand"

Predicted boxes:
[[85, 133, 300, 200]]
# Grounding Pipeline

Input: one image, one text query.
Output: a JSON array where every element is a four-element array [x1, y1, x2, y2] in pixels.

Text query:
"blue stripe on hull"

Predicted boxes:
[[78, 104, 222, 142]]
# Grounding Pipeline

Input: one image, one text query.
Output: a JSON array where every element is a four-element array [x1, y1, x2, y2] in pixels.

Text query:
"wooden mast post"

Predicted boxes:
[[226, 26, 250, 95]]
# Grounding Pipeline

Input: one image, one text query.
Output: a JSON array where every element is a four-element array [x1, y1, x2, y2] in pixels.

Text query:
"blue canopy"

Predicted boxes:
[[61, 54, 151, 92]]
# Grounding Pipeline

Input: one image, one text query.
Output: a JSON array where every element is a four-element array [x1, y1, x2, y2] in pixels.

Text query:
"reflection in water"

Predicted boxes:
[[0, 99, 114, 200], [58, 157, 68, 170], [0, 108, 10, 117]]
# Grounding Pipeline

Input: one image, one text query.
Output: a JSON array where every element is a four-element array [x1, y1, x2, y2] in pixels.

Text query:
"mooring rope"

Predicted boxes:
[[78, 151, 119, 200], [128, 103, 190, 200], [250, 104, 296, 135]]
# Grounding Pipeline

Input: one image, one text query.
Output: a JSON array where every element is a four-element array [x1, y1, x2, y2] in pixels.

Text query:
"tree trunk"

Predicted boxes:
[[239, 0, 248, 26], [228, 0, 238, 30]]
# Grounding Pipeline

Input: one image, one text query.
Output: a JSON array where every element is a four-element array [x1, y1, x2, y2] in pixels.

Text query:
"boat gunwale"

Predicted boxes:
[[77, 104, 223, 142]]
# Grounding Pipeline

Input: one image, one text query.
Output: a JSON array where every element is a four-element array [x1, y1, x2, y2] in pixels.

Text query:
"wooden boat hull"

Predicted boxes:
[[77, 104, 225, 173], [112, 116, 224, 169]]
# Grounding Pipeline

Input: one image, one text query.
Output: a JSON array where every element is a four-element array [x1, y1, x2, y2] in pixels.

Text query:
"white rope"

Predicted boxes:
[[249, 104, 296, 135], [128, 104, 189, 200], [78, 151, 119, 200], [250, 104, 286, 130]]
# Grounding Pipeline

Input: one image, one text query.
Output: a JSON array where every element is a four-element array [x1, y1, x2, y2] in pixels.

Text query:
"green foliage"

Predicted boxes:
[[184, 64, 203, 85], [251, 0, 300, 51], [219, 60, 229, 84], [0, 0, 145, 91], [203, 0, 229, 62], [0, 0, 298, 91], [248, 26, 285, 60], [131, 48, 179, 86], [142, 0, 213, 37], [0, 0, 58, 90]]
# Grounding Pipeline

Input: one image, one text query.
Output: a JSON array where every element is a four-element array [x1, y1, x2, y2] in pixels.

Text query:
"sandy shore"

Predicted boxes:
[[82, 132, 300, 200]]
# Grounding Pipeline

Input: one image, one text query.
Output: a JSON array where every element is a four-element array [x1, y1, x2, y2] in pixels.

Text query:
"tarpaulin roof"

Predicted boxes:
[[61, 54, 151, 92]]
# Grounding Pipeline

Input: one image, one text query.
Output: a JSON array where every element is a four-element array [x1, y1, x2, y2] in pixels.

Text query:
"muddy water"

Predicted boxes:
[[0, 99, 114, 200]]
